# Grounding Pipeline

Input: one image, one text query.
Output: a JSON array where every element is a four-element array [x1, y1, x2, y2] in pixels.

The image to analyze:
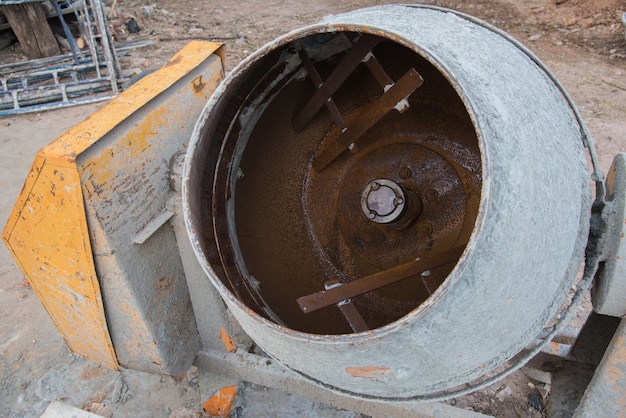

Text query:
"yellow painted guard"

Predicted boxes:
[[2, 41, 223, 369]]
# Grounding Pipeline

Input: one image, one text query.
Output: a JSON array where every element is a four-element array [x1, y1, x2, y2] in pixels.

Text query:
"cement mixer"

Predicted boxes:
[[4, 5, 626, 416]]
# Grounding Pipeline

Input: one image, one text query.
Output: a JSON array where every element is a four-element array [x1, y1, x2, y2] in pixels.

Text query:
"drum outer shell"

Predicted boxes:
[[183, 5, 592, 399]]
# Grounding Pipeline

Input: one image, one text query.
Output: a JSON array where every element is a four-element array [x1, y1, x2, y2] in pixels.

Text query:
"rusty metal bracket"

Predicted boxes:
[[324, 280, 369, 333], [312, 68, 424, 172], [363, 52, 394, 89], [294, 33, 424, 173], [298, 50, 346, 130], [297, 246, 463, 314], [292, 34, 380, 131]]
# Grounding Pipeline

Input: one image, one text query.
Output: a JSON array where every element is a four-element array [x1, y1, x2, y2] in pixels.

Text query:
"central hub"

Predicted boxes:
[[361, 179, 406, 224]]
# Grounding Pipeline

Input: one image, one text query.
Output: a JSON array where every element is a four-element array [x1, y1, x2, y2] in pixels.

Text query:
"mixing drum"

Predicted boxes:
[[183, 5, 595, 399]]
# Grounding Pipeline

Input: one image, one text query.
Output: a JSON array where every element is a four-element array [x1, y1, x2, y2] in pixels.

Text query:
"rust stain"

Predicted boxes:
[[550, 341, 559, 355], [191, 75, 206, 96], [164, 55, 183, 67], [203, 386, 238, 417], [345, 366, 390, 379], [80, 363, 107, 380], [174, 370, 187, 383], [220, 327, 237, 353]]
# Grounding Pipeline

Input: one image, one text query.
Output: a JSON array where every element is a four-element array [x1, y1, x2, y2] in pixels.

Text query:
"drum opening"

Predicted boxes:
[[203, 30, 482, 335]]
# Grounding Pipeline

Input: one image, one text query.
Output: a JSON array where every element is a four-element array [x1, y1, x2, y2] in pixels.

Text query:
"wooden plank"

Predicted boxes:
[[1, 3, 60, 59]]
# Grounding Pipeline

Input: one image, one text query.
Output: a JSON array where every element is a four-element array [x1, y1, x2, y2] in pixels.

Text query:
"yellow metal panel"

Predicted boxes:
[[2, 41, 223, 370], [44, 41, 223, 160], [4, 152, 118, 368]]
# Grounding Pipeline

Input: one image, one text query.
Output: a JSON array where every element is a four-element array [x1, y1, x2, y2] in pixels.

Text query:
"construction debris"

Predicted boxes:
[[0, 0, 123, 115]]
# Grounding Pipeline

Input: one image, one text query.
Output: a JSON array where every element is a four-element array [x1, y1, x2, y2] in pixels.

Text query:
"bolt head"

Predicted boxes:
[[425, 189, 439, 201], [361, 179, 407, 224], [418, 222, 433, 236]]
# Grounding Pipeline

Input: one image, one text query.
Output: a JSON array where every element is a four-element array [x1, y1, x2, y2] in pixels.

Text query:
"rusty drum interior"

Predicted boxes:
[[203, 31, 482, 335]]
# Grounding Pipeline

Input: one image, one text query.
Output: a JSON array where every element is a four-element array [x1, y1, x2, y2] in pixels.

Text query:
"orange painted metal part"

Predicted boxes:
[[203, 385, 238, 417], [345, 366, 390, 380], [220, 327, 237, 353], [3, 152, 118, 369], [2, 41, 223, 370]]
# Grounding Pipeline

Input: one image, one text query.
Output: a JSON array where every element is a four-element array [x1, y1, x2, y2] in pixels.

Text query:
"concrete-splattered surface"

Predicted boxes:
[[1, 0, 625, 416]]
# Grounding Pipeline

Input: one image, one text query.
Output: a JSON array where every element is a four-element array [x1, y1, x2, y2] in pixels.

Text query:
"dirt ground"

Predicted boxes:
[[1, 0, 626, 417]]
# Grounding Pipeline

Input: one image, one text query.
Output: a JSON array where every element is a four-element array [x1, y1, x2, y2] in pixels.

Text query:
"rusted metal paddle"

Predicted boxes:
[[297, 246, 464, 314]]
